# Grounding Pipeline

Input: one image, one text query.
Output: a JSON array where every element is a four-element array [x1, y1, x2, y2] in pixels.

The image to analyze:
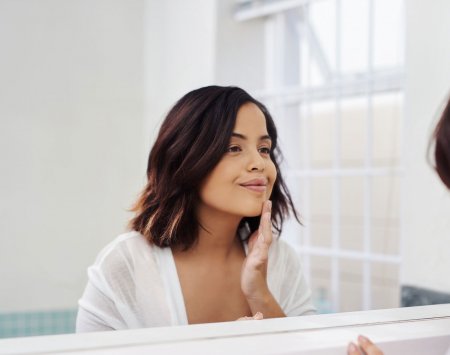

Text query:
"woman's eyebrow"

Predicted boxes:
[[231, 132, 272, 141]]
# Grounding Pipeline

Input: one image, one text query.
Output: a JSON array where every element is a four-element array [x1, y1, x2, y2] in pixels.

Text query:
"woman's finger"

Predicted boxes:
[[248, 200, 272, 255], [357, 335, 384, 355], [261, 211, 272, 245], [260, 200, 272, 246], [253, 311, 263, 320], [236, 312, 264, 321], [347, 342, 362, 355], [262, 199, 271, 214], [247, 229, 258, 252]]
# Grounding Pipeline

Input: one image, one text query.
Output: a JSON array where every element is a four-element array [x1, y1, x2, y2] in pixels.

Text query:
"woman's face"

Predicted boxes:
[[199, 102, 277, 217]]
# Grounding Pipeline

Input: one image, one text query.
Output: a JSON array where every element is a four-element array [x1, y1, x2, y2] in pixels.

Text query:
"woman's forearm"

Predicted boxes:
[[246, 290, 286, 318]]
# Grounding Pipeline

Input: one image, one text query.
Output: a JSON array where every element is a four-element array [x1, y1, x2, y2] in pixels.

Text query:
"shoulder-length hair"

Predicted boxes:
[[433, 96, 450, 189], [129, 86, 300, 250]]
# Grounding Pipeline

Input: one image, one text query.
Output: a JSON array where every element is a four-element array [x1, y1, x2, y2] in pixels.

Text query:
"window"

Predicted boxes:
[[235, 0, 405, 312]]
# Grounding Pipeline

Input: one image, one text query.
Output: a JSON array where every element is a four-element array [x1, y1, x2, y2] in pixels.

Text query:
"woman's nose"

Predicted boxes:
[[247, 150, 265, 172]]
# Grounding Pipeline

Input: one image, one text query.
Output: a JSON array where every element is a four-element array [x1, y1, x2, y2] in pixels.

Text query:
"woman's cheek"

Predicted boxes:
[[269, 161, 277, 182], [267, 162, 277, 198]]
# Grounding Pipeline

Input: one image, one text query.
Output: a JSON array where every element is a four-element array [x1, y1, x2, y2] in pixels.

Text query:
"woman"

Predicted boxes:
[[76, 86, 315, 331], [432, 96, 450, 189], [347, 96, 450, 354]]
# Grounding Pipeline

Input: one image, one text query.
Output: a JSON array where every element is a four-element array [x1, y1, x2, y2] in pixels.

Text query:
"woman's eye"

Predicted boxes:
[[259, 147, 271, 155], [227, 146, 242, 153]]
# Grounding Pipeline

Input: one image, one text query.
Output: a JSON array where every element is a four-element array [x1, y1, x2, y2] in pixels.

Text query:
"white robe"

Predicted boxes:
[[76, 231, 315, 332]]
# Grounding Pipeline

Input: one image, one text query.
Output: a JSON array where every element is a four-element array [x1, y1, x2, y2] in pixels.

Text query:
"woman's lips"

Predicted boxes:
[[239, 178, 268, 193], [240, 185, 267, 192]]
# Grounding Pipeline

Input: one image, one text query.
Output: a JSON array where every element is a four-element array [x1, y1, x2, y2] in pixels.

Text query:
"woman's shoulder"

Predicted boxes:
[[91, 231, 157, 270], [268, 238, 305, 273], [269, 238, 298, 259]]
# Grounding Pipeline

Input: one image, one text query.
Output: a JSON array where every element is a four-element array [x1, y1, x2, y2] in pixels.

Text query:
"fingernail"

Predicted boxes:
[[358, 335, 368, 344], [268, 200, 272, 211], [348, 342, 357, 352], [254, 312, 263, 319]]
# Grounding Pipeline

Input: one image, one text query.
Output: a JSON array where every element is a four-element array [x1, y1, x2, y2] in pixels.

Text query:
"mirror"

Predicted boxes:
[[1, 0, 450, 338]]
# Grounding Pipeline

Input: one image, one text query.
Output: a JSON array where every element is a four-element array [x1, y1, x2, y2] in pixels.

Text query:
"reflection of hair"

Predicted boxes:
[[129, 86, 299, 250], [434, 97, 450, 189]]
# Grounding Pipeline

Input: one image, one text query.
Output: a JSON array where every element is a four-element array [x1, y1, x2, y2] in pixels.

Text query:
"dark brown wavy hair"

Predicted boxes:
[[433, 96, 450, 189], [129, 86, 299, 250]]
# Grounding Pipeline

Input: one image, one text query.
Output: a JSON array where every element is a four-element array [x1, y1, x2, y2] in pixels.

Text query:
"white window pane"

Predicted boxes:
[[310, 100, 335, 169], [374, 0, 404, 68], [371, 175, 400, 255], [310, 0, 336, 73], [339, 259, 363, 311], [371, 262, 400, 309], [300, 30, 326, 87], [340, 177, 364, 251], [283, 10, 300, 86], [372, 92, 403, 167], [310, 177, 333, 248], [310, 256, 333, 313], [277, 103, 302, 169], [340, 0, 369, 74], [340, 97, 366, 167]]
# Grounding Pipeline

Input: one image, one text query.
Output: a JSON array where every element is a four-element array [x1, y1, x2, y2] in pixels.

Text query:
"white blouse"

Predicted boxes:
[[76, 231, 315, 332]]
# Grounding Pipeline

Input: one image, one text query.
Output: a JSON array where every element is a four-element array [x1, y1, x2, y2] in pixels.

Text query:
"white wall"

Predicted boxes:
[[214, 0, 265, 92], [143, 0, 217, 152], [402, 0, 450, 292], [0, 0, 220, 313], [0, 0, 146, 311]]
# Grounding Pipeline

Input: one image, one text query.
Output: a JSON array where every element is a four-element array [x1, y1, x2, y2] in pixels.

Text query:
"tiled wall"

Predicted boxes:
[[0, 309, 77, 338]]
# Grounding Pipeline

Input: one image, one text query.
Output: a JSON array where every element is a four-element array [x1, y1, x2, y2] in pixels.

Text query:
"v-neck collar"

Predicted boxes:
[[156, 235, 249, 326], [154, 246, 188, 325]]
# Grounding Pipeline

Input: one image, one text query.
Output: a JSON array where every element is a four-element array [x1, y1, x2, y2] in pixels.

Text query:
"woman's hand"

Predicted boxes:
[[348, 335, 384, 355], [240, 200, 272, 301], [236, 312, 264, 321], [240, 200, 286, 318]]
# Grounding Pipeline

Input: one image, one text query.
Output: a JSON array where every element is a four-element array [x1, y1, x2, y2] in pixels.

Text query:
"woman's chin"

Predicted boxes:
[[228, 199, 266, 217], [238, 206, 264, 217]]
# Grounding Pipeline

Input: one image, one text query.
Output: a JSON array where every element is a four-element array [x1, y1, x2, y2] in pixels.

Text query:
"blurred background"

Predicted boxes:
[[1, 0, 450, 338]]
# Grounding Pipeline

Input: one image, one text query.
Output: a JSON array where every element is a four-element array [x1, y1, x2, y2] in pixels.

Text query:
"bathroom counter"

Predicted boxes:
[[1, 304, 449, 355]]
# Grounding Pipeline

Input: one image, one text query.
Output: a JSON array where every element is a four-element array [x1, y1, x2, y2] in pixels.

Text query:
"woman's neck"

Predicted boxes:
[[187, 203, 243, 260]]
